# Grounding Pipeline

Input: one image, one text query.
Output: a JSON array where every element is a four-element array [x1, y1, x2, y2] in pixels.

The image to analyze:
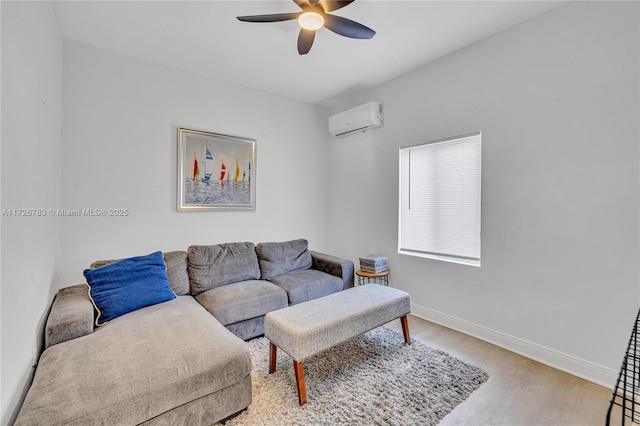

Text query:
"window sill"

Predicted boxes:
[[398, 249, 481, 267]]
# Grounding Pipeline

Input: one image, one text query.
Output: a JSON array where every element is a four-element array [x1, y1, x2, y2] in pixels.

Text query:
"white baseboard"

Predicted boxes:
[[410, 302, 618, 389]]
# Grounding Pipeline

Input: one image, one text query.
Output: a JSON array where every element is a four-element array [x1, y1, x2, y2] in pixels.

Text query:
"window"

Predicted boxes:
[[398, 132, 481, 266]]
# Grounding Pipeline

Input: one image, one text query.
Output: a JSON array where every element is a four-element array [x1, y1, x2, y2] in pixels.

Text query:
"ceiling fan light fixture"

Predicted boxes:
[[237, 0, 374, 54], [298, 12, 324, 31]]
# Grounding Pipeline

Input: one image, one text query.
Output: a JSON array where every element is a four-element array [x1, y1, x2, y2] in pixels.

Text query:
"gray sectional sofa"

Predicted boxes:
[[14, 239, 354, 425]]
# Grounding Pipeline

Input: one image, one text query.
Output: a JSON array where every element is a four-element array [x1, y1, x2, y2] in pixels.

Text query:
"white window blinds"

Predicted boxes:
[[398, 132, 481, 266]]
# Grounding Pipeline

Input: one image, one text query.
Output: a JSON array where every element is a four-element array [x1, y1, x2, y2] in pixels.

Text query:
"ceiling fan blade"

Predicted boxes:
[[293, 0, 311, 9], [237, 13, 300, 23], [323, 14, 375, 39], [297, 29, 316, 55], [318, 0, 354, 13]]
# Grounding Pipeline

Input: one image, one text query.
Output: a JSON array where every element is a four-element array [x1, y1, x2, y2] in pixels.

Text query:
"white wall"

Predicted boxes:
[[328, 1, 639, 386], [0, 1, 3, 418], [59, 40, 331, 285], [0, 2, 62, 424]]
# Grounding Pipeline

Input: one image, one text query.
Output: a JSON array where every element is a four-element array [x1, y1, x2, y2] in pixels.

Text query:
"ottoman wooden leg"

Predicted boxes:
[[293, 361, 307, 405], [401, 315, 411, 345], [269, 342, 277, 374]]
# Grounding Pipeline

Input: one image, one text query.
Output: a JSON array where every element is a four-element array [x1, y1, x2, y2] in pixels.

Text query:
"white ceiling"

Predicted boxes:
[[52, 1, 565, 107]]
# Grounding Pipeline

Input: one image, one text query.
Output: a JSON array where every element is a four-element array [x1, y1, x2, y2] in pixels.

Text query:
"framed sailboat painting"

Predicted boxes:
[[177, 127, 256, 211]]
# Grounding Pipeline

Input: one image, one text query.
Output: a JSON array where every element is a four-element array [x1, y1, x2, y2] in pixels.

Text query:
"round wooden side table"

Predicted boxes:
[[355, 269, 390, 286]]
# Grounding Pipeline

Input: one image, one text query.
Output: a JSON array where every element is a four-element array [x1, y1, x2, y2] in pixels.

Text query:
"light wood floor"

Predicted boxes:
[[385, 315, 620, 426]]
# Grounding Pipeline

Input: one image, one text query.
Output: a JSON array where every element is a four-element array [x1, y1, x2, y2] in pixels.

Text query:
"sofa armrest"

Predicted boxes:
[[45, 284, 95, 349], [310, 251, 354, 290]]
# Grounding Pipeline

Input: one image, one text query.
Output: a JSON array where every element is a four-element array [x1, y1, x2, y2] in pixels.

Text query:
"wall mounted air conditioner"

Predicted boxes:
[[329, 101, 383, 137]]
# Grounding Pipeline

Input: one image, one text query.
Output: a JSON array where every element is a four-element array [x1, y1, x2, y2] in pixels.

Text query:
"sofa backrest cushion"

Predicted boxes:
[[187, 242, 261, 295], [255, 239, 313, 279], [84, 251, 176, 326], [90, 251, 190, 296]]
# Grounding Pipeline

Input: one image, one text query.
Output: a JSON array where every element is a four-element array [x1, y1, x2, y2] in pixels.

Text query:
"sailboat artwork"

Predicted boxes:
[[220, 162, 226, 181], [178, 128, 256, 211], [203, 147, 213, 182], [191, 147, 214, 184], [192, 155, 199, 182]]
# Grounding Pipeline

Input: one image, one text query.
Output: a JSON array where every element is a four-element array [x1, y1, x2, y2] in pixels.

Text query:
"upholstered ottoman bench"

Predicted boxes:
[[264, 284, 411, 405]]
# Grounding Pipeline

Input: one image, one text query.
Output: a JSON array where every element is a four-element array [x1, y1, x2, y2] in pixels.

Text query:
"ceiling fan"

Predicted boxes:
[[237, 0, 375, 55]]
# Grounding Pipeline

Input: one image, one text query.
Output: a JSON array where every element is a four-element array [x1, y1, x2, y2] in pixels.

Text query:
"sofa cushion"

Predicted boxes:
[[195, 280, 287, 326], [90, 251, 190, 296], [161, 251, 190, 295], [268, 269, 344, 305], [188, 242, 261, 295], [255, 239, 313, 279], [14, 297, 252, 426], [84, 251, 176, 326]]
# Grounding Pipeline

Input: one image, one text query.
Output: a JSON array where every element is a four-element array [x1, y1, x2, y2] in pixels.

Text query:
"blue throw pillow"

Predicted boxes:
[[84, 251, 176, 326]]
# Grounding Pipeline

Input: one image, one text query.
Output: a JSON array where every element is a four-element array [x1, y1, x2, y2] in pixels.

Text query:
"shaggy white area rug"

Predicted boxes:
[[218, 327, 489, 426]]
